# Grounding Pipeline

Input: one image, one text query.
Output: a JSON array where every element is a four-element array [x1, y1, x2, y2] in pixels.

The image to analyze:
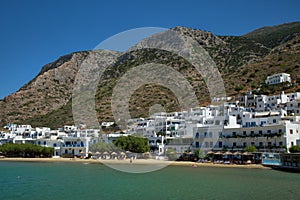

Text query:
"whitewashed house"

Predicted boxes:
[[265, 73, 291, 85], [287, 100, 300, 116]]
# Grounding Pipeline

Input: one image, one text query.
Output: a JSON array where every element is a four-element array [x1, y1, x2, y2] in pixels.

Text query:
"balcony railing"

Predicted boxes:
[[62, 144, 84, 147], [224, 132, 284, 139]]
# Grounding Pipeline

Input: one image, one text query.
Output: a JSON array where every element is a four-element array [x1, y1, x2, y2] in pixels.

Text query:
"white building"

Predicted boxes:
[[255, 93, 289, 111], [265, 73, 291, 85], [221, 120, 300, 153], [287, 100, 300, 116]]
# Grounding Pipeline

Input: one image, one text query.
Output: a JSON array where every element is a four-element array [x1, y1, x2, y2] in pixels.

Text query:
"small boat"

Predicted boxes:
[[271, 165, 300, 173], [271, 153, 300, 173]]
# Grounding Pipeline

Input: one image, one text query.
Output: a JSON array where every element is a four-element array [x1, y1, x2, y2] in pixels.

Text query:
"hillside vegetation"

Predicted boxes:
[[1, 22, 300, 129]]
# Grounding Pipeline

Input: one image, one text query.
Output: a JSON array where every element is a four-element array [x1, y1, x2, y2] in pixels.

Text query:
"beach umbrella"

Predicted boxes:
[[95, 151, 101, 155], [242, 152, 253, 156], [117, 152, 126, 160], [224, 151, 232, 155], [214, 151, 222, 155], [207, 151, 214, 155]]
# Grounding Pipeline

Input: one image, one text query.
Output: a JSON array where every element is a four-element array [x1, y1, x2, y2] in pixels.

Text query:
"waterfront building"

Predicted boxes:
[[221, 120, 300, 153], [36, 138, 63, 157], [2, 91, 300, 159]]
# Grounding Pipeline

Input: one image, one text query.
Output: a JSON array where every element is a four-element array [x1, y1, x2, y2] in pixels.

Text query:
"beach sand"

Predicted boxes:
[[0, 157, 270, 169]]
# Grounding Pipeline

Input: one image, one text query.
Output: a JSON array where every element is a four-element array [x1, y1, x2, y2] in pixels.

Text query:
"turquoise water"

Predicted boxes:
[[0, 162, 300, 200]]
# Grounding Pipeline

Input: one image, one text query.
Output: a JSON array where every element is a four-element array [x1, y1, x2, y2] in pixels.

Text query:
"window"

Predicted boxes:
[[195, 132, 200, 139], [43, 141, 46, 145], [279, 142, 283, 146], [53, 143, 57, 147], [218, 141, 222, 148], [273, 119, 277, 123], [290, 129, 293, 134], [268, 142, 272, 147], [233, 142, 237, 147], [209, 132, 213, 138], [251, 142, 255, 146], [195, 142, 200, 148], [291, 142, 294, 146], [210, 142, 213, 148], [204, 132, 208, 137], [259, 130, 262, 135], [259, 142, 263, 147], [243, 131, 246, 136], [232, 132, 236, 137], [243, 142, 247, 147]]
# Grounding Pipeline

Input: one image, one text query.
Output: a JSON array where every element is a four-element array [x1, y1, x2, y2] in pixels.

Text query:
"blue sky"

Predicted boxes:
[[0, 0, 300, 99]]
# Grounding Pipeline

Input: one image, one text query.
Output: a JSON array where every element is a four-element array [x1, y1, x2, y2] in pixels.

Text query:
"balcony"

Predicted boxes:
[[62, 144, 84, 147], [224, 132, 284, 139]]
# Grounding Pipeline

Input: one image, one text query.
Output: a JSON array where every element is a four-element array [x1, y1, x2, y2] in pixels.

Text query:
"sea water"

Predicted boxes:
[[0, 161, 299, 200]]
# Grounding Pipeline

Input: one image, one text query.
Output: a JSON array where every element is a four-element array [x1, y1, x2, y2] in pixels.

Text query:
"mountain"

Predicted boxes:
[[0, 50, 121, 126], [1, 22, 300, 129], [243, 22, 300, 48]]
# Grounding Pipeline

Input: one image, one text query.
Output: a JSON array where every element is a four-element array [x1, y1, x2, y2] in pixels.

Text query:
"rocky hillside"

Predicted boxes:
[[0, 50, 120, 126], [1, 22, 300, 129]]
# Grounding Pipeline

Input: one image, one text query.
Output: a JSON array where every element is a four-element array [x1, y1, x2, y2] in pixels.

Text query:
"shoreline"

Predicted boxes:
[[0, 157, 270, 169]]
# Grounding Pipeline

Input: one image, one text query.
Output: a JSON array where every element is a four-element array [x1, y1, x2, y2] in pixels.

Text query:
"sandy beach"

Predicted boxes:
[[0, 157, 270, 169]]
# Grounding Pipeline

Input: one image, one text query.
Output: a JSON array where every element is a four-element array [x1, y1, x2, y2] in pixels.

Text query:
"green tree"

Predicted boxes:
[[245, 145, 257, 153], [289, 145, 300, 153], [0, 143, 54, 158], [113, 135, 150, 153], [194, 149, 205, 160]]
